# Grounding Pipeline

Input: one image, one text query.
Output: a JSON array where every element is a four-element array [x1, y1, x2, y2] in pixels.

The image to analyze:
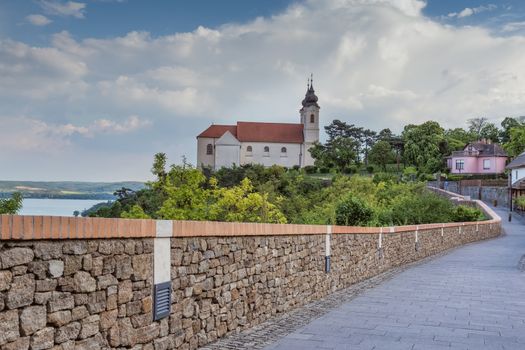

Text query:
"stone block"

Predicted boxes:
[[100, 309, 118, 330], [80, 315, 100, 339], [0, 309, 19, 345], [47, 310, 72, 327], [62, 242, 87, 255], [36, 279, 58, 292], [0, 247, 34, 268], [20, 305, 47, 336], [71, 306, 89, 321], [86, 290, 106, 314], [63, 256, 82, 276], [55, 322, 80, 344], [34, 243, 62, 260], [1, 337, 30, 350], [132, 254, 152, 281], [30, 327, 54, 350], [0, 270, 12, 291], [6, 274, 35, 309], [96, 274, 118, 290], [118, 280, 133, 304], [73, 271, 96, 293], [48, 260, 64, 278], [48, 292, 74, 313]]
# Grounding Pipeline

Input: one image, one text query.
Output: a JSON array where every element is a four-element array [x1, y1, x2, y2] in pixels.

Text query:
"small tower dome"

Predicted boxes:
[[301, 77, 319, 108]]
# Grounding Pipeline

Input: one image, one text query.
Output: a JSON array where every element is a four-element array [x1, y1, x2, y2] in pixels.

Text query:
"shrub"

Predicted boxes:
[[342, 165, 357, 174], [303, 165, 317, 174], [452, 205, 484, 222], [335, 195, 374, 226], [515, 196, 525, 211], [418, 173, 436, 181], [373, 172, 398, 184], [319, 167, 330, 174], [366, 165, 375, 174]]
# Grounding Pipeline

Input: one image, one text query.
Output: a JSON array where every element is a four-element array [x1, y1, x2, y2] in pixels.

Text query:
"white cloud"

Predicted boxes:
[[2, 0, 525, 180], [448, 4, 497, 19], [26, 14, 52, 26], [502, 21, 525, 33], [0, 116, 150, 153], [39, 0, 86, 19]]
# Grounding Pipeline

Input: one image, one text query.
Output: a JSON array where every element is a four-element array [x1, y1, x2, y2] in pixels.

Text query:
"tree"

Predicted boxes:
[[445, 128, 476, 151], [402, 121, 447, 173], [504, 126, 525, 157], [500, 117, 524, 144], [73, 210, 80, 217], [0, 192, 23, 214], [369, 141, 394, 171], [467, 117, 488, 138], [151, 153, 167, 185], [360, 129, 377, 166], [479, 123, 500, 143]]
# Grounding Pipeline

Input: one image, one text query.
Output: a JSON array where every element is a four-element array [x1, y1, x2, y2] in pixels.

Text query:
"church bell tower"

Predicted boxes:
[[300, 75, 320, 166]]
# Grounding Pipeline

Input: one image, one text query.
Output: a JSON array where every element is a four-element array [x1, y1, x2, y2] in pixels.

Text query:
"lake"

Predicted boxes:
[[19, 198, 108, 217]]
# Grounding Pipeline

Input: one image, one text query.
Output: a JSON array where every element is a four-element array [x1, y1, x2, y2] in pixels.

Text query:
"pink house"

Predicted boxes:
[[447, 140, 508, 175]]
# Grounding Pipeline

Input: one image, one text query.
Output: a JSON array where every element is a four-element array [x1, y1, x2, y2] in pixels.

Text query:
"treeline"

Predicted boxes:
[[86, 154, 484, 226], [309, 116, 525, 175]]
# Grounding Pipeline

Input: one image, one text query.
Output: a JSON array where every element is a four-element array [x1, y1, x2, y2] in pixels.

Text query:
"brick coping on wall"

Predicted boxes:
[[0, 187, 500, 240]]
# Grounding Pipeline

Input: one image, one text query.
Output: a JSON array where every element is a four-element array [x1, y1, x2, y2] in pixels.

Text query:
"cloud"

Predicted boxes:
[[447, 4, 497, 19], [1, 0, 525, 180], [0, 116, 150, 153], [502, 21, 525, 33], [26, 14, 52, 26], [39, 0, 86, 19]]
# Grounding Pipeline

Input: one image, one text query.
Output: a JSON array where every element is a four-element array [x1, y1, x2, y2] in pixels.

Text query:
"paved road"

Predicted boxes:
[[264, 208, 525, 350]]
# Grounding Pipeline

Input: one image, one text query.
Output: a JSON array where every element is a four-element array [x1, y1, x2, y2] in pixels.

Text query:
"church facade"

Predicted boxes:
[[196, 81, 320, 169]]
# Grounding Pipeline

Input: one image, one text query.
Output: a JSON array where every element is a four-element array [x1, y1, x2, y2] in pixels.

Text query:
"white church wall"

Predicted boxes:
[[240, 142, 302, 168], [197, 137, 215, 168], [216, 144, 241, 168]]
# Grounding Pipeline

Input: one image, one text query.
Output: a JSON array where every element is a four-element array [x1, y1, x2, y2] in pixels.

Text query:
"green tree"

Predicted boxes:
[[480, 123, 500, 143], [368, 140, 394, 171], [500, 117, 524, 144], [504, 126, 525, 157], [468, 117, 488, 138], [121, 204, 151, 219], [335, 194, 374, 226], [445, 128, 476, 151], [0, 192, 23, 214], [402, 121, 447, 173]]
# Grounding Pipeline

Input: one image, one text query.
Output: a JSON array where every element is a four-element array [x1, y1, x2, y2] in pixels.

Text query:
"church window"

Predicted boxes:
[[281, 147, 287, 153], [247, 146, 252, 152], [206, 144, 213, 155], [310, 114, 315, 123], [264, 146, 270, 153]]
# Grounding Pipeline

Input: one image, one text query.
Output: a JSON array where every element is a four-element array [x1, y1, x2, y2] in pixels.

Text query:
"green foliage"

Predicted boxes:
[[402, 121, 448, 173], [121, 205, 151, 219], [452, 205, 485, 222], [369, 140, 394, 171], [0, 192, 23, 214], [303, 165, 317, 174], [335, 195, 374, 226], [515, 196, 525, 211], [504, 126, 525, 157]]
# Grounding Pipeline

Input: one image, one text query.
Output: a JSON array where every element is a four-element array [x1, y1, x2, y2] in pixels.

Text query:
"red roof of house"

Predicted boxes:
[[197, 121, 304, 144], [197, 125, 237, 138]]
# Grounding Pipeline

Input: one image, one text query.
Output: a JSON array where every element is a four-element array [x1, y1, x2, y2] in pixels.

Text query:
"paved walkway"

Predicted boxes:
[[264, 207, 525, 350]]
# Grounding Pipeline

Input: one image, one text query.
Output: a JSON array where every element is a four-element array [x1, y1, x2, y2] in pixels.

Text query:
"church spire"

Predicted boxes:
[[302, 73, 319, 108]]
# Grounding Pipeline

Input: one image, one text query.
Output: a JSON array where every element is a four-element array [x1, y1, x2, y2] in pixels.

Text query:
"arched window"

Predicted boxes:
[[281, 147, 287, 153], [264, 146, 270, 152], [310, 114, 315, 123], [206, 144, 213, 155], [247, 146, 253, 152]]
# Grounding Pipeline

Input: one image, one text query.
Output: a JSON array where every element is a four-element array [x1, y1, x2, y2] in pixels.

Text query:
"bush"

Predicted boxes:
[[319, 167, 330, 174], [366, 165, 374, 174], [515, 196, 525, 211], [452, 205, 484, 222], [303, 165, 317, 174], [342, 165, 357, 174], [373, 172, 398, 184], [335, 195, 374, 226], [418, 173, 435, 181]]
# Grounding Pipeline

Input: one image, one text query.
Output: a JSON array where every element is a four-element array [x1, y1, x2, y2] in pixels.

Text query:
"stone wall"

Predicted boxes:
[[0, 193, 502, 349]]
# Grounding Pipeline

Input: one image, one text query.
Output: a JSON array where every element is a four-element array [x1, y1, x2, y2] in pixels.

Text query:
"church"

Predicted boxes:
[[196, 79, 320, 169]]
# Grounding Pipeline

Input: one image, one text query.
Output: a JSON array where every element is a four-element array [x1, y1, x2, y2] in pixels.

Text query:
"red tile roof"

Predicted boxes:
[[197, 121, 304, 144], [197, 125, 237, 138]]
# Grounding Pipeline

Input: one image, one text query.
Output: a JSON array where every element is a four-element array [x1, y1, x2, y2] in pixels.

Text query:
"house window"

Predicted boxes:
[[310, 114, 315, 123], [281, 147, 287, 153], [206, 144, 213, 155], [246, 146, 252, 152], [455, 159, 464, 171], [483, 159, 491, 170], [264, 146, 269, 152]]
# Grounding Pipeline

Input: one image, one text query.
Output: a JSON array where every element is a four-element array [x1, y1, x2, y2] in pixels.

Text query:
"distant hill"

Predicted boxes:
[[0, 181, 145, 200]]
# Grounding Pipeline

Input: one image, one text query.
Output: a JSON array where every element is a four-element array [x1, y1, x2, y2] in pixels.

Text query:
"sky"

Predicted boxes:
[[1, 0, 525, 182]]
